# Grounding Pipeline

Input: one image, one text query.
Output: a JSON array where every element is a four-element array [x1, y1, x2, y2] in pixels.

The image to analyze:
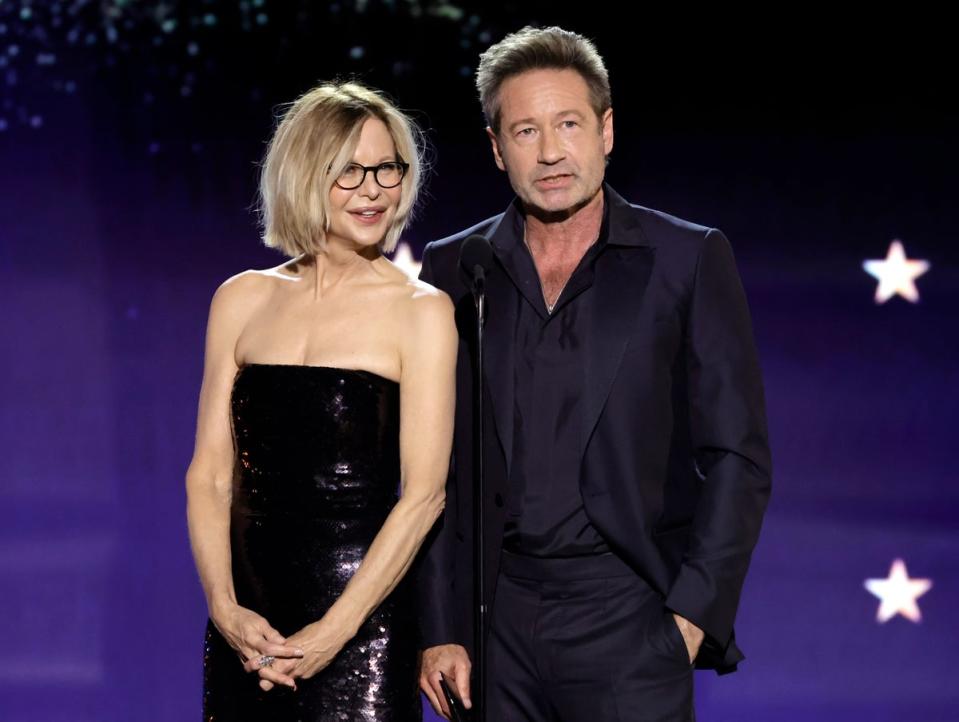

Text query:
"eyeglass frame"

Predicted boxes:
[[332, 160, 410, 190]]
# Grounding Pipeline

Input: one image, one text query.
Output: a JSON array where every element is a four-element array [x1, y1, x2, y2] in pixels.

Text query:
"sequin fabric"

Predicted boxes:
[[203, 364, 421, 721]]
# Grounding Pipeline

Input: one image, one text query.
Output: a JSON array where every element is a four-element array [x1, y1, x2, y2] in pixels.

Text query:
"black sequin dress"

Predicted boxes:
[[203, 364, 421, 721]]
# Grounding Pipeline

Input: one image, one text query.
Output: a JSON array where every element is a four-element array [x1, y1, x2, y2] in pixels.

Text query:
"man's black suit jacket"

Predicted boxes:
[[417, 185, 772, 673]]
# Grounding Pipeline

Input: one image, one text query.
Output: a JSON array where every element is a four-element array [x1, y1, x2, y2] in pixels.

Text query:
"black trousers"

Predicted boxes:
[[487, 551, 695, 722]]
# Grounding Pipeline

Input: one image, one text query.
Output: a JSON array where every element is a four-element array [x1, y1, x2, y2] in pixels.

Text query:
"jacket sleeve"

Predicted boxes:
[[664, 229, 772, 655]]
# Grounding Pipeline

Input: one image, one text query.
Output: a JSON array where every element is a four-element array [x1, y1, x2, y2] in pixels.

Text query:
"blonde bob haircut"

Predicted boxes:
[[258, 81, 424, 256]]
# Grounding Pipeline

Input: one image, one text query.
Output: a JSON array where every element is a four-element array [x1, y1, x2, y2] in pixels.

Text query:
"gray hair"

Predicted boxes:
[[476, 26, 611, 134]]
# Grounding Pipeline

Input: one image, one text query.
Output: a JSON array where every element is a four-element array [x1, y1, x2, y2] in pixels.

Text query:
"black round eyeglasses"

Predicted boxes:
[[334, 161, 409, 190]]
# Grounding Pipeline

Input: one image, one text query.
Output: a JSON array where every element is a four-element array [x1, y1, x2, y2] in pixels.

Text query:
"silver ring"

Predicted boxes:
[[257, 655, 275, 668]]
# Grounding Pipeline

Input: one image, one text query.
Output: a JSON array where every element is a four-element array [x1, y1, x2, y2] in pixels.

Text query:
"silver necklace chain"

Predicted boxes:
[[524, 229, 570, 315]]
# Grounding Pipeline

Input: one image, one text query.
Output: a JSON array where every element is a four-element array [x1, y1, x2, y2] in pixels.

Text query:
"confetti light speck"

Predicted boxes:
[[0, 0, 494, 144]]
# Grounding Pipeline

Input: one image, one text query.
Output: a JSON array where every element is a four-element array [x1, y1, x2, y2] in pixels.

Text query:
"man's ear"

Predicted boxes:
[[602, 107, 614, 156], [486, 127, 507, 172]]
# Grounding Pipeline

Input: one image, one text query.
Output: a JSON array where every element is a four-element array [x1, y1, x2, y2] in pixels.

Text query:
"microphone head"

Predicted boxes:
[[459, 233, 494, 276]]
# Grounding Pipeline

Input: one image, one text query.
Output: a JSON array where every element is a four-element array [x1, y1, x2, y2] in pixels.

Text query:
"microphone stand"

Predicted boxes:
[[470, 267, 487, 722]]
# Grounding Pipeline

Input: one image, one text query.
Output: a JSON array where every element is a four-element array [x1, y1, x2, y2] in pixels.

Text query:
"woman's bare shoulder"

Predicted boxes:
[[207, 265, 294, 327], [395, 276, 454, 330], [373, 256, 449, 312], [212, 269, 272, 306], [216, 253, 312, 298]]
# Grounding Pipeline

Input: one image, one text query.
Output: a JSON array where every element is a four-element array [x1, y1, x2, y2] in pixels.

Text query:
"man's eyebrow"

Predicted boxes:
[[506, 109, 586, 133], [507, 116, 537, 132]]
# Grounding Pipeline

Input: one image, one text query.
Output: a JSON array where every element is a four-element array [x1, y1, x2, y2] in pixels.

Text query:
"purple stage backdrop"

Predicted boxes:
[[1, 3, 957, 721]]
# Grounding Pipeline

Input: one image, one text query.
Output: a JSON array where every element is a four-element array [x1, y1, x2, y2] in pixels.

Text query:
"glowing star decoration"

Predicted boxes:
[[391, 241, 422, 279], [862, 240, 930, 304], [864, 558, 932, 623]]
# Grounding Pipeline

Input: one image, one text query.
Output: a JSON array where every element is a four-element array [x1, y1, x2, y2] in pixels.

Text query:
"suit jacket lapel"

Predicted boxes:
[[581, 187, 654, 456], [480, 207, 523, 477]]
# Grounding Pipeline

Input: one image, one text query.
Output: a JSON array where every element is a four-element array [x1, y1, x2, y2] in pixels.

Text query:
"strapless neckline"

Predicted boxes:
[[240, 362, 398, 386]]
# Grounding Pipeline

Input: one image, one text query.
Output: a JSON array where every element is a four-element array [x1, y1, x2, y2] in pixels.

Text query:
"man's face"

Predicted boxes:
[[488, 68, 613, 217]]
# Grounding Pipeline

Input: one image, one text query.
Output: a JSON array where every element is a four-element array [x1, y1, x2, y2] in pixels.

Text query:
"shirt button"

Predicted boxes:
[[494, 493, 504, 508]]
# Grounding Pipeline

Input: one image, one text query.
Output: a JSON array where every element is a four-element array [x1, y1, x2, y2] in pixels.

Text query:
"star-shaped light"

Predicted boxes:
[[864, 558, 932, 623], [391, 241, 422, 279], [862, 240, 930, 304]]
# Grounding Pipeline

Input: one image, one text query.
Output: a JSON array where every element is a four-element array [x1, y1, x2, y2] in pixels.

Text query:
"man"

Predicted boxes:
[[417, 26, 771, 721]]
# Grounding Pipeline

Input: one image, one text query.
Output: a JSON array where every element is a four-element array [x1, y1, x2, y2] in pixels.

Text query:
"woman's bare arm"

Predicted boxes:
[[186, 273, 302, 688]]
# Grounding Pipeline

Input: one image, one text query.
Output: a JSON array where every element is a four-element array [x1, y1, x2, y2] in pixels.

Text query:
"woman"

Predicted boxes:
[[185, 81, 456, 720]]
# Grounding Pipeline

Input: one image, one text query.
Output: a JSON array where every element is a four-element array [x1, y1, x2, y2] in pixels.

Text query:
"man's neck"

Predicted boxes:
[[523, 190, 604, 258]]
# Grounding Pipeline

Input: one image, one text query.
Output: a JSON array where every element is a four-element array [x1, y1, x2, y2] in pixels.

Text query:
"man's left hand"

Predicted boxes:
[[672, 613, 705, 664]]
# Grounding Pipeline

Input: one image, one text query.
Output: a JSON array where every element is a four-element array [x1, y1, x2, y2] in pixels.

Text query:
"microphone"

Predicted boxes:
[[457, 231, 494, 722], [459, 234, 494, 292]]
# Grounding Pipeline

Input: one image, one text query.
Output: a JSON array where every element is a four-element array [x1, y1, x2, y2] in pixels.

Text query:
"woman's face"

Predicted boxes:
[[326, 116, 403, 251]]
